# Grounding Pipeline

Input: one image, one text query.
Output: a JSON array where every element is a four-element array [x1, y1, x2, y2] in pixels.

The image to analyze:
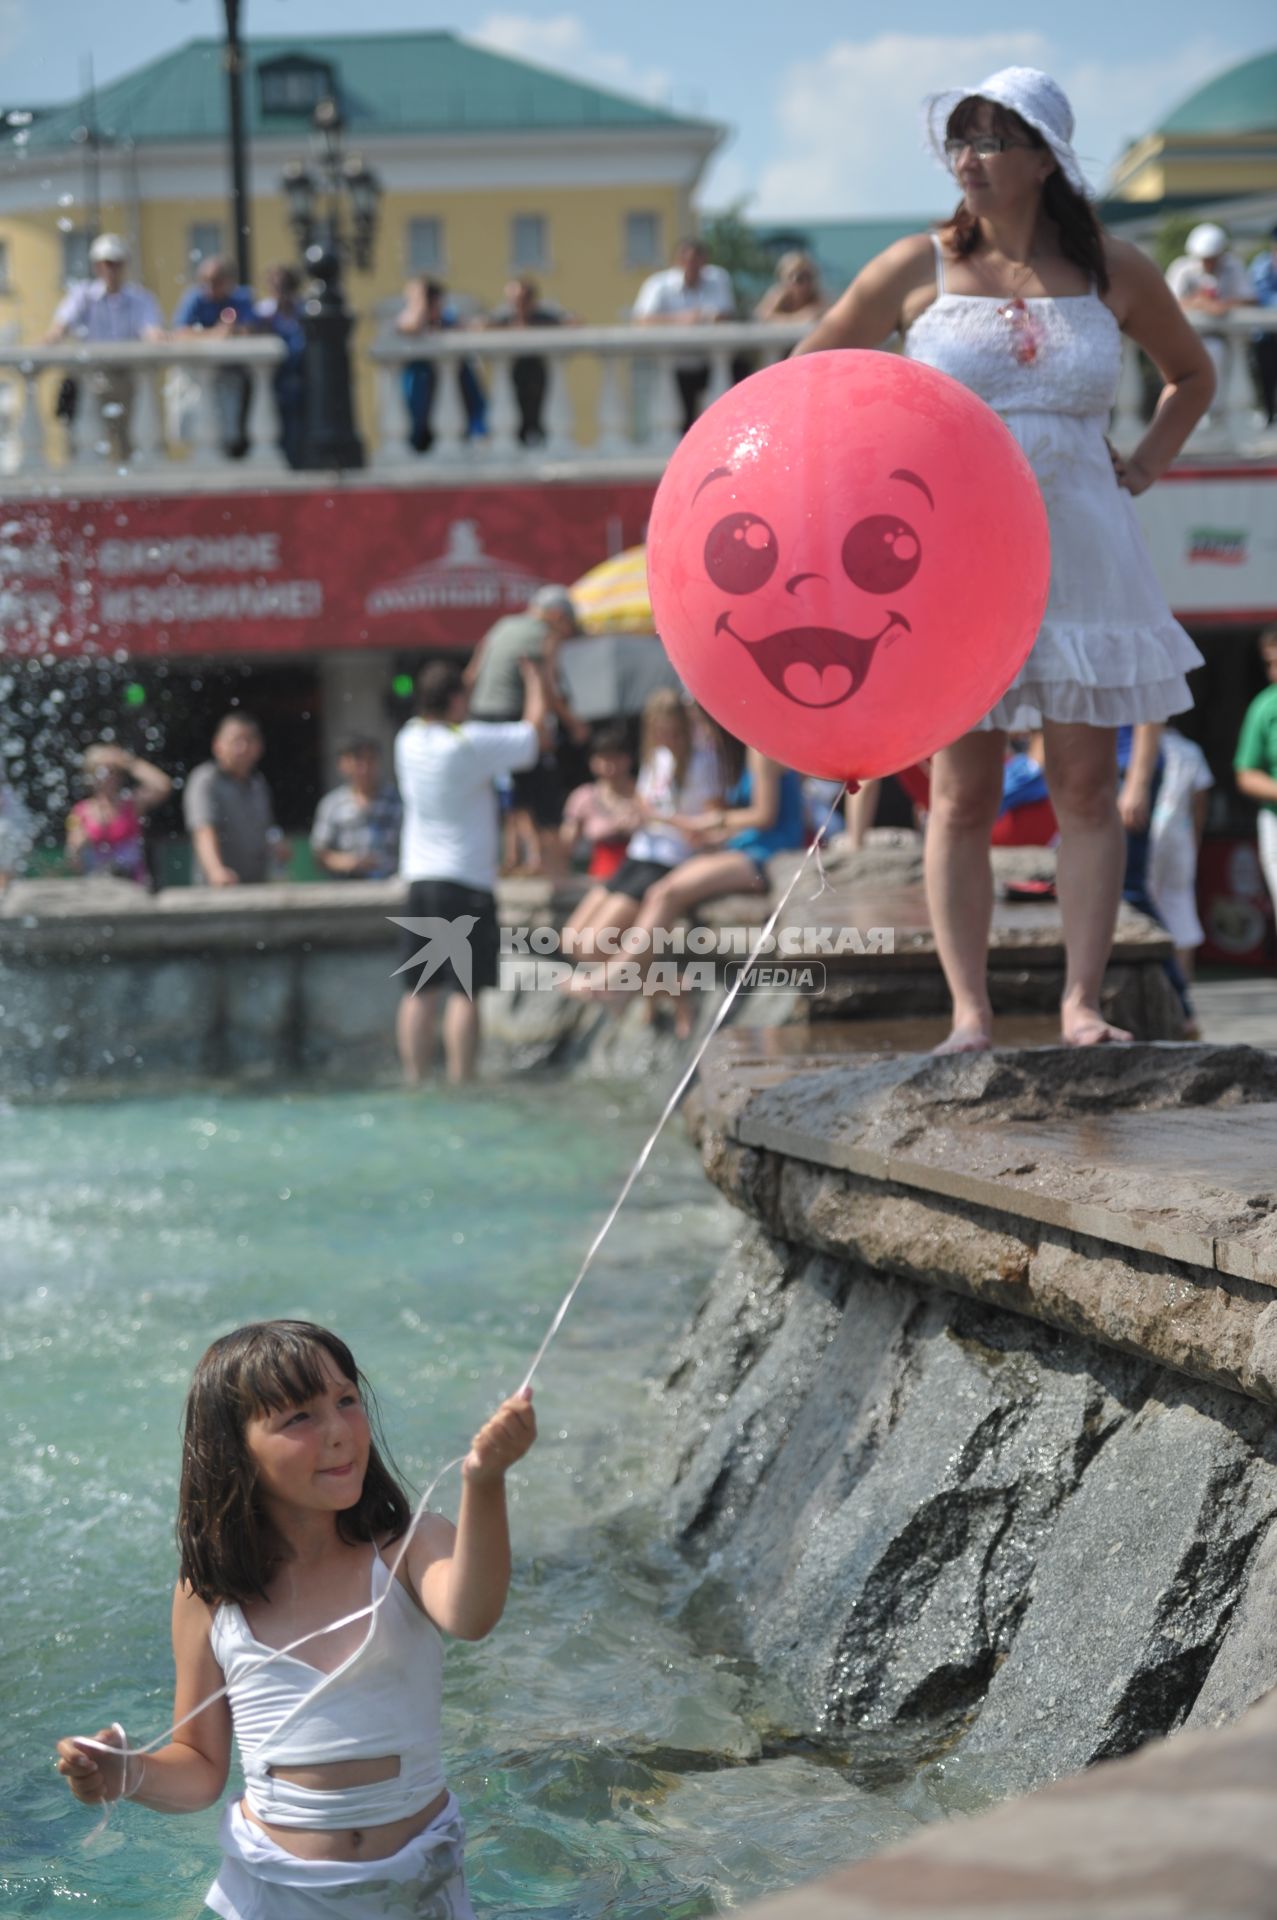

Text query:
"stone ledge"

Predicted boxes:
[[698, 1037, 1277, 1405], [736, 1687, 1277, 1919]]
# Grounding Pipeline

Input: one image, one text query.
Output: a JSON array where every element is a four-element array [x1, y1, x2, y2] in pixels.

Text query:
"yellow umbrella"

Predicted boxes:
[[569, 545, 652, 636]]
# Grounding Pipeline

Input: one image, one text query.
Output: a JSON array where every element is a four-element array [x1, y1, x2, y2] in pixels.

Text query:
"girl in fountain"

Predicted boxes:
[[56, 1319, 535, 1919], [65, 743, 172, 886], [798, 67, 1212, 1051]]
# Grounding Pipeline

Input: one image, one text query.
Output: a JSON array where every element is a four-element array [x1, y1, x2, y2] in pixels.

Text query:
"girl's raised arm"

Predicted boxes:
[[410, 1389, 537, 1642]]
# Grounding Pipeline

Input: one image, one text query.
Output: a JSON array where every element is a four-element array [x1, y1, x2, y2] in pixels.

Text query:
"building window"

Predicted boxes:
[[625, 211, 662, 268], [405, 217, 443, 275], [258, 55, 336, 118], [510, 214, 547, 271], [187, 222, 224, 269], [60, 227, 92, 285]]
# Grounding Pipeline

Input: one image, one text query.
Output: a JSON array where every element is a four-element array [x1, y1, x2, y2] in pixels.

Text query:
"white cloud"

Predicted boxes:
[[749, 29, 1240, 220], [752, 31, 1050, 220], [0, 0, 27, 60], [472, 12, 672, 107]]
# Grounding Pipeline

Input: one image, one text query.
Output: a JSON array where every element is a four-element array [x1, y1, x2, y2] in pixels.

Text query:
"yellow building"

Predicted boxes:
[[0, 30, 724, 435], [1108, 47, 1277, 203]]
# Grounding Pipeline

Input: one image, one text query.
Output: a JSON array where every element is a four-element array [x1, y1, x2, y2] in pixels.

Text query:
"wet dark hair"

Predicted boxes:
[[177, 1320, 412, 1605], [589, 724, 630, 759], [938, 98, 1109, 295]]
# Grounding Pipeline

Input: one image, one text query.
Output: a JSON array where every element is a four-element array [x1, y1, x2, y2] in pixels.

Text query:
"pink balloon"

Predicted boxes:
[[646, 351, 1050, 782]]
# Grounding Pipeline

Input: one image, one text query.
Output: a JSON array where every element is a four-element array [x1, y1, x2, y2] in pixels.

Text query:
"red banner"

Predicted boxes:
[[0, 482, 656, 658]]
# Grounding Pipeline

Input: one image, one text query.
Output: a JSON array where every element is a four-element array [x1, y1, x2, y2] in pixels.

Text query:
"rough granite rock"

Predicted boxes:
[[664, 1227, 1277, 1787]]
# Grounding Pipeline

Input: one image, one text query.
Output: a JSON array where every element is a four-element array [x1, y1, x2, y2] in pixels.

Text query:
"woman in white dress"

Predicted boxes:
[[798, 68, 1213, 1050]]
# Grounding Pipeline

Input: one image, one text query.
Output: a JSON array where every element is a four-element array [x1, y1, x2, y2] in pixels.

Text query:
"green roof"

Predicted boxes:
[[15, 31, 718, 151], [1160, 48, 1277, 136]]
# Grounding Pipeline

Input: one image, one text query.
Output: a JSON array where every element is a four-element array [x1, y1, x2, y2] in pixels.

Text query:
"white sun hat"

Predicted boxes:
[[924, 67, 1092, 198]]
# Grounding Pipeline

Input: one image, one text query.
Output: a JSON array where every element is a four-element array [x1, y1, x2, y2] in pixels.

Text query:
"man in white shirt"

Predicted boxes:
[[1165, 223, 1250, 395], [46, 234, 164, 464], [393, 655, 550, 1084], [632, 236, 738, 435]]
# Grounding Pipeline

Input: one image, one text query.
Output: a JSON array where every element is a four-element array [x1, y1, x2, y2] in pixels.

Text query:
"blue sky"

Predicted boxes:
[[4, 1, 1274, 215]]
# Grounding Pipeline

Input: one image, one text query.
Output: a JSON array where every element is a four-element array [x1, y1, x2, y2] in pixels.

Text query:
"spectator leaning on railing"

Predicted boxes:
[[171, 256, 258, 459], [476, 277, 575, 445], [753, 251, 828, 327], [44, 234, 164, 463], [1165, 223, 1250, 396], [254, 264, 307, 469], [395, 277, 486, 452], [632, 236, 739, 435], [1249, 223, 1277, 428]]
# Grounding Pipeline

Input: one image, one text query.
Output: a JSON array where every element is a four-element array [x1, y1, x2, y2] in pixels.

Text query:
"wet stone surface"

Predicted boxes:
[[665, 1035, 1277, 1803]]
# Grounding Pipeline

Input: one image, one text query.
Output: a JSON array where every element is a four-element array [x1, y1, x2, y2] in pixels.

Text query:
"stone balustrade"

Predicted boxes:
[[367, 317, 808, 469], [0, 335, 286, 482], [0, 311, 1271, 490], [1109, 306, 1277, 457]]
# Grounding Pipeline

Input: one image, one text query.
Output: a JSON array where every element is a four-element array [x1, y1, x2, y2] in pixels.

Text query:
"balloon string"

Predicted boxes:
[[75, 784, 849, 1838]]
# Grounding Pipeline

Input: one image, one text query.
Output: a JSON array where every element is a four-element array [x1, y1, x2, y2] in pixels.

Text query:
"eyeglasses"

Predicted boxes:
[[998, 296, 1044, 367], [944, 136, 1032, 164]]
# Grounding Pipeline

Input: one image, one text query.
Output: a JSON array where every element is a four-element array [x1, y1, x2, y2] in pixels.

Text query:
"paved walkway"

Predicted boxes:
[[1194, 974, 1277, 1047]]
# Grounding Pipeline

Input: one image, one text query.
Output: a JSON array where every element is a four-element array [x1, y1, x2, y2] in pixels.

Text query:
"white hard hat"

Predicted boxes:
[[1186, 222, 1227, 260], [89, 233, 129, 264]]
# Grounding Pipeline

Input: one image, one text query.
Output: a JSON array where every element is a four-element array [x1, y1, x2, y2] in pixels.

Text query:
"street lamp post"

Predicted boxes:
[[222, 0, 253, 290], [281, 97, 380, 471]]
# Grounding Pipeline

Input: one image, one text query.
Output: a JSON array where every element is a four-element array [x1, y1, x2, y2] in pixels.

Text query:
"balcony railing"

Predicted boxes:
[[1107, 308, 1277, 458], [0, 336, 286, 481], [368, 318, 809, 469], [0, 312, 1272, 490]]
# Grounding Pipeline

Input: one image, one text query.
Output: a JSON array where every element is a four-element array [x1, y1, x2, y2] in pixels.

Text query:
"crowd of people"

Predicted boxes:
[[44, 238, 831, 469], [1, 573, 1270, 1075], [41, 207, 1277, 485], [46, 243, 307, 466]]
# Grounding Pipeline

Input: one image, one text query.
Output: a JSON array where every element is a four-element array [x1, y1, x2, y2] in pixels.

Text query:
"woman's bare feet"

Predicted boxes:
[[1060, 1002, 1132, 1046], [932, 1021, 993, 1057], [932, 999, 994, 1056]]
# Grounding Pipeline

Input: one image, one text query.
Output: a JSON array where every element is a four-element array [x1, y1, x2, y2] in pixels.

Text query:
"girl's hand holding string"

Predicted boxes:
[[55, 1725, 133, 1805], [463, 1386, 536, 1483]]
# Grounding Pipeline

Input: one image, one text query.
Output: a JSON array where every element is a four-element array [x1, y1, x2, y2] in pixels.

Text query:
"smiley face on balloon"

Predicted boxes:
[[647, 352, 1050, 782], [697, 462, 935, 710]]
